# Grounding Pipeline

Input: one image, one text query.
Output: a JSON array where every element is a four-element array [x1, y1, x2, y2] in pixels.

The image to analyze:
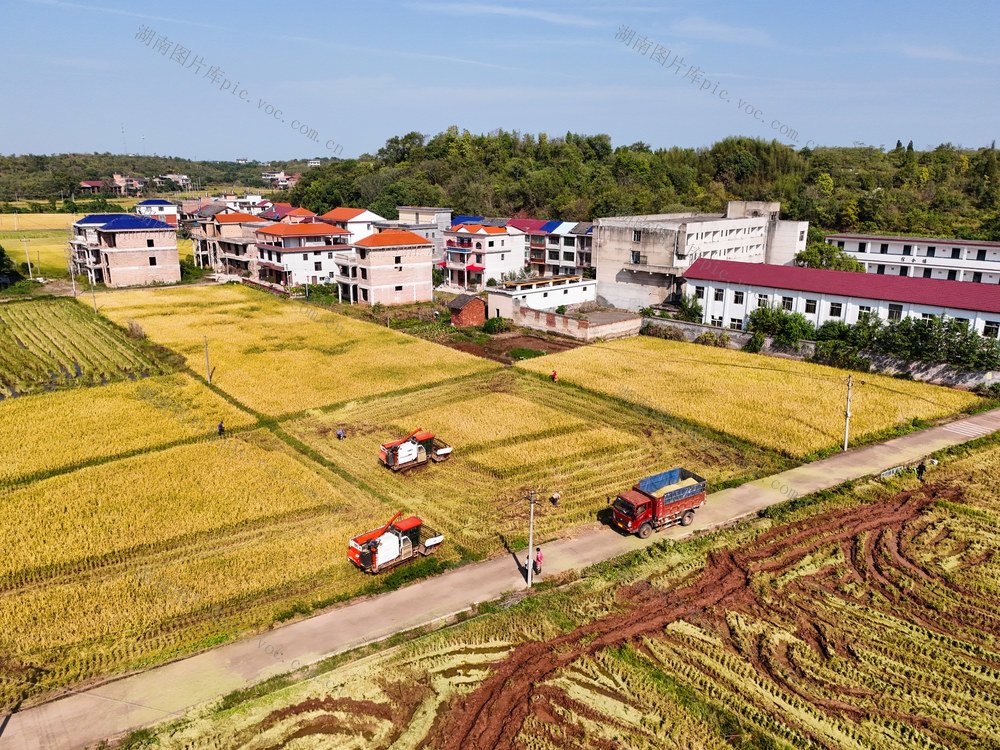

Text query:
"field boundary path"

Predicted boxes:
[[4, 407, 1000, 749]]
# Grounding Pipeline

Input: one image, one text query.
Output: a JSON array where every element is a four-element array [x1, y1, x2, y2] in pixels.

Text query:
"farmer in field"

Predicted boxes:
[[551, 370, 558, 382], [218, 420, 225, 437], [336, 428, 345, 441], [917, 461, 926, 483]]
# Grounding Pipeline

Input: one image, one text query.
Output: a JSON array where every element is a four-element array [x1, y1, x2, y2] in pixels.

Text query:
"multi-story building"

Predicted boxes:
[[683, 258, 1000, 338], [109, 173, 147, 196], [440, 224, 526, 290], [331, 229, 434, 305], [134, 199, 179, 226], [69, 214, 180, 287], [317, 207, 385, 244], [253, 222, 351, 286], [191, 212, 269, 273], [595, 201, 808, 310], [281, 207, 317, 224], [392, 206, 453, 261], [508, 219, 549, 274], [824, 233, 1000, 284]]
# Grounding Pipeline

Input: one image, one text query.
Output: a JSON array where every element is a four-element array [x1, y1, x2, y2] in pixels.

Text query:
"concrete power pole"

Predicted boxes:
[[204, 335, 212, 384], [526, 490, 536, 588], [843, 374, 853, 451], [22, 237, 33, 280]]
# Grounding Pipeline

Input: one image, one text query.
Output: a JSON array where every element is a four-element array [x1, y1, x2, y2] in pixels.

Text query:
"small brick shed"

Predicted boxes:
[[448, 294, 486, 327]]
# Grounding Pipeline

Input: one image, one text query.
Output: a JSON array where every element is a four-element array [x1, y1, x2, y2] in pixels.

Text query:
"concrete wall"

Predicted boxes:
[[487, 279, 597, 319], [514, 303, 641, 342], [358, 243, 433, 305], [766, 220, 808, 265], [104, 247, 181, 287]]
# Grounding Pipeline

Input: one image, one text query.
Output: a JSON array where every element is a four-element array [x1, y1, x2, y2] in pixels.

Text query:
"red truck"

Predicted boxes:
[[611, 467, 707, 538]]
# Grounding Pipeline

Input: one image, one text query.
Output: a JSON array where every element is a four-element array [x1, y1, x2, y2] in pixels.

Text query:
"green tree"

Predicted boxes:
[[794, 242, 865, 272]]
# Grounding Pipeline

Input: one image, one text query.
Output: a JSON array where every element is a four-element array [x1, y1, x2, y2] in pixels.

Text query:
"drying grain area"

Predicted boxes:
[[141, 437, 1000, 749]]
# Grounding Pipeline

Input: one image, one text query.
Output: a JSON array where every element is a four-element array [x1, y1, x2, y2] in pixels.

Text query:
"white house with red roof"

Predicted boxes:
[[683, 258, 1000, 338], [332, 229, 434, 305], [824, 233, 1000, 285], [253, 222, 351, 286], [317, 207, 385, 244], [441, 224, 526, 291], [135, 199, 179, 226]]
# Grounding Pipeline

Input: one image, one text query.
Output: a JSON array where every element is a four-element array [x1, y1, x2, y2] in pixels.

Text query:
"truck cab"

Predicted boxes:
[[611, 468, 707, 538], [612, 490, 655, 536]]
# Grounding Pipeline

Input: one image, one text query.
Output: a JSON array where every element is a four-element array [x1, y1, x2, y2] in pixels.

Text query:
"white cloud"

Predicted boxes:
[[671, 17, 772, 47], [404, 2, 601, 28], [895, 42, 1000, 65]]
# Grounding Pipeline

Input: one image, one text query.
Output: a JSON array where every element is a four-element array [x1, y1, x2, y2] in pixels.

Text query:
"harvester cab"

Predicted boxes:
[[378, 429, 452, 471], [348, 511, 444, 573]]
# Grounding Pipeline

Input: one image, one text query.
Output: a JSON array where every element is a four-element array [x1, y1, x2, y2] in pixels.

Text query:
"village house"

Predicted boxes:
[[332, 229, 433, 305], [69, 214, 180, 287], [253, 222, 351, 286]]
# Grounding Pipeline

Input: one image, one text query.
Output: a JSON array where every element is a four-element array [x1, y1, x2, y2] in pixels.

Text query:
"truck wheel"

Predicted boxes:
[[638, 523, 653, 539], [681, 510, 695, 527]]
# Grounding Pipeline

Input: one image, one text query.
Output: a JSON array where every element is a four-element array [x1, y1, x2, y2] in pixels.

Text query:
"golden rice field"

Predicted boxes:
[[284, 369, 784, 557], [94, 284, 500, 416], [0, 373, 255, 486], [0, 212, 75, 231], [0, 230, 70, 278], [518, 336, 980, 456], [138, 436, 1000, 750]]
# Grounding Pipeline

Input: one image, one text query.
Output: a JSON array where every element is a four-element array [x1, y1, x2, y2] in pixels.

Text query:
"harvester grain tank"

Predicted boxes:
[[611, 467, 707, 538]]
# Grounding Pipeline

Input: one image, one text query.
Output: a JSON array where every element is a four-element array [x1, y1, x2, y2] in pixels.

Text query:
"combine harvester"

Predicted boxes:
[[611, 467, 707, 538], [348, 511, 444, 574], [378, 429, 452, 472]]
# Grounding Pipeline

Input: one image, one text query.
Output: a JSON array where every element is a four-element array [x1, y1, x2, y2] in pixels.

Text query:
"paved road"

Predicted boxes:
[[4, 408, 1000, 749]]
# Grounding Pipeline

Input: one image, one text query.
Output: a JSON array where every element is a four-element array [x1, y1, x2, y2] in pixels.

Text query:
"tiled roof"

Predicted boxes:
[[255, 223, 349, 237], [451, 215, 483, 226], [216, 212, 264, 224], [97, 216, 175, 231], [77, 213, 127, 225], [508, 219, 548, 233], [320, 207, 367, 221], [447, 293, 482, 310], [569, 221, 594, 235], [539, 220, 562, 233], [285, 207, 316, 216], [355, 229, 432, 247], [79, 180, 104, 187], [683, 259, 1000, 316], [452, 224, 508, 235]]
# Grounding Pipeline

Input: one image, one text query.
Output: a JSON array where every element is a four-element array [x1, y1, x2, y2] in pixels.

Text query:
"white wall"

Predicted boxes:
[[487, 279, 596, 318], [687, 278, 1000, 337], [829, 236, 1000, 283]]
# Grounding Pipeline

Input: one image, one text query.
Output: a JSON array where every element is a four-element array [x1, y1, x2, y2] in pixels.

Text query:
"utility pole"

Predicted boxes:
[[526, 490, 536, 588], [22, 237, 33, 280], [89, 274, 97, 313], [843, 374, 853, 451], [204, 335, 212, 384], [68, 259, 76, 297]]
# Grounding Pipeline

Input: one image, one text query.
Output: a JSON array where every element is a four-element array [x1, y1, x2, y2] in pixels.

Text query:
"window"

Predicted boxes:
[[146, 239, 154, 248], [327, 252, 333, 259], [921, 313, 935, 321], [973, 272, 983, 283], [632, 230, 642, 242], [757, 293, 769, 308], [630, 250, 641, 264], [714, 288, 724, 301], [947, 270, 957, 280], [926, 246, 935, 257], [358, 249, 367, 260], [888, 303, 903, 321], [710, 316, 723, 327], [501, 254, 505, 260], [858, 305, 871, 321], [829, 302, 843, 317], [876, 264, 886, 274], [899, 267, 908, 276], [782, 296, 793, 311], [563, 289, 568, 294], [394, 256, 401, 264], [394, 285, 403, 291], [475, 242, 482, 249], [361, 289, 368, 302], [880, 243, 888, 254], [952, 247, 961, 259], [313, 251, 321, 256], [476, 254, 483, 263], [302, 253, 308, 260], [837, 241, 844, 248], [733, 290, 744, 304], [799, 230, 805, 241], [543, 292, 548, 297], [858, 242, 867, 253], [978, 249, 987, 261], [360, 268, 367, 280], [903, 244, 912, 256], [314, 261, 322, 271], [923, 268, 932, 278], [148, 256, 157, 266], [985, 321, 1000, 339], [488, 241, 494, 248], [805, 299, 817, 314], [730, 318, 742, 329], [955, 318, 969, 327], [693, 286, 705, 299]]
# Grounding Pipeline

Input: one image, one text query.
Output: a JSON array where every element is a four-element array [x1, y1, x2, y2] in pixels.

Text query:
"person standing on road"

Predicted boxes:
[[917, 461, 926, 483], [534, 547, 543, 576]]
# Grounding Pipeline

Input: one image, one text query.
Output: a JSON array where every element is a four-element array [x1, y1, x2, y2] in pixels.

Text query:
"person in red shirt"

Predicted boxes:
[[534, 547, 543, 575], [551, 371, 558, 382]]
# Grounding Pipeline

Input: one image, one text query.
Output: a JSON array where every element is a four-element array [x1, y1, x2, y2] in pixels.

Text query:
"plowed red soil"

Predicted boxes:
[[427, 484, 999, 750]]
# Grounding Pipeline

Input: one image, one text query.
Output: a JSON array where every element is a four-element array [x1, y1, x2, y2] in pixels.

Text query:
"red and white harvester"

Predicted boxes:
[[378, 429, 452, 471], [348, 511, 444, 574]]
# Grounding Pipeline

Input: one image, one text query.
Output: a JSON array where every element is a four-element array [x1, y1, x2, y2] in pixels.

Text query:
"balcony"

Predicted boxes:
[[624, 254, 680, 275], [446, 240, 473, 249]]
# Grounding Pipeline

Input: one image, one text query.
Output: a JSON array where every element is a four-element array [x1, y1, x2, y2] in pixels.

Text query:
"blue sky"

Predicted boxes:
[[4, 0, 998, 160]]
